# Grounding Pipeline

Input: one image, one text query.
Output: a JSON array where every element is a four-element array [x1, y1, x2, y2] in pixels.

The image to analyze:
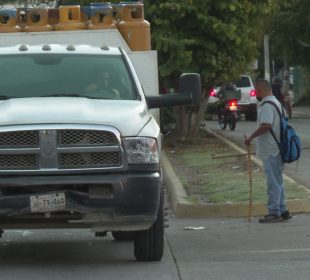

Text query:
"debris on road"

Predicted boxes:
[[184, 226, 206, 230]]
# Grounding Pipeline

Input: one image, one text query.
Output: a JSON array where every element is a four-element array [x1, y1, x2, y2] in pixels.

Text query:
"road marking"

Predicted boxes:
[[248, 248, 310, 254], [222, 248, 310, 255]]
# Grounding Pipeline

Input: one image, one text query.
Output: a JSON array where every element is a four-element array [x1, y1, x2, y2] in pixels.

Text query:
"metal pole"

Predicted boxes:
[[264, 35, 270, 82], [247, 144, 253, 222]]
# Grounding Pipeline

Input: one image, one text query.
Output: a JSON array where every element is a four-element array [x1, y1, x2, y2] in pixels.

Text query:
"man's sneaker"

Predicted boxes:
[[281, 210, 292, 220], [258, 214, 283, 223]]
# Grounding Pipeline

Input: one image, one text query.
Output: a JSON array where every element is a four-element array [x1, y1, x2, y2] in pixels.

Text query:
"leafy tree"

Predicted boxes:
[[268, 1, 310, 101], [142, 0, 280, 138], [271, 0, 310, 67]]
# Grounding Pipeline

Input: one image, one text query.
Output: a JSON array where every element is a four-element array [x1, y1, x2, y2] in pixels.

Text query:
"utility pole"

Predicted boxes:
[[283, 59, 289, 96], [264, 34, 270, 82]]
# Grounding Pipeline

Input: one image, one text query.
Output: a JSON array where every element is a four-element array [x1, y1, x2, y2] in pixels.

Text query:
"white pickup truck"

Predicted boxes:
[[0, 29, 200, 261]]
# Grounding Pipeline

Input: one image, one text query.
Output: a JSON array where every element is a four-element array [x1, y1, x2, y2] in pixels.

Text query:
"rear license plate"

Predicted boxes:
[[229, 105, 237, 111], [30, 193, 66, 213]]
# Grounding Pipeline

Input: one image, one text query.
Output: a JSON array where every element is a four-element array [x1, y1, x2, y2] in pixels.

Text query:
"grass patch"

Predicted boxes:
[[165, 132, 308, 204]]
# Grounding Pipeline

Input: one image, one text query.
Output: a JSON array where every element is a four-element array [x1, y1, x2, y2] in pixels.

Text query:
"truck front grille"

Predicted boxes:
[[59, 130, 116, 146], [0, 126, 124, 173], [0, 154, 39, 170], [59, 152, 120, 169], [0, 131, 38, 148]]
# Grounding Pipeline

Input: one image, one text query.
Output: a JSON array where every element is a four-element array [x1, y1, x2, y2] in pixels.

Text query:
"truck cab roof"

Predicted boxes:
[[0, 44, 122, 56]]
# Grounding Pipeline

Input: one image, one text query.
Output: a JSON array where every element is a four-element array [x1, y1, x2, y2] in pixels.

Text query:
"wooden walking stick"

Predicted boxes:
[[246, 142, 253, 222]]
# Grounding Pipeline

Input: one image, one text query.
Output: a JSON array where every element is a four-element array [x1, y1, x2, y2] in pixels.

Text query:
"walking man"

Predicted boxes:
[[271, 78, 285, 105], [244, 79, 291, 223]]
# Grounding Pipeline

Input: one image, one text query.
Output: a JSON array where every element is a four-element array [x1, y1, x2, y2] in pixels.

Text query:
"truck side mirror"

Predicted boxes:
[[146, 73, 201, 108], [179, 73, 201, 106]]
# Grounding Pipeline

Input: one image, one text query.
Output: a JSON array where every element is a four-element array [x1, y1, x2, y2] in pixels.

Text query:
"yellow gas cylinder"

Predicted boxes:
[[54, 6, 85, 31], [24, 8, 53, 32], [87, 3, 115, 30], [81, 6, 90, 23], [48, 8, 59, 28], [0, 9, 21, 33], [116, 3, 151, 51]]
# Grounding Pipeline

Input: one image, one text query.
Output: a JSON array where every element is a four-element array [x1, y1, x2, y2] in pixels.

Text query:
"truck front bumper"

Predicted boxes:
[[0, 172, 161, 231]]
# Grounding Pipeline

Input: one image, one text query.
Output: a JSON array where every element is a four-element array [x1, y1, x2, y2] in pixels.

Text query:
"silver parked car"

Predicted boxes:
[[208, 74, 257, 121]]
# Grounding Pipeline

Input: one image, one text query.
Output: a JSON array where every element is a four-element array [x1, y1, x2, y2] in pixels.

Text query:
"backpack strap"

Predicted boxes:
[[261, 100, 284, 147], [262, 100, 285, 117]]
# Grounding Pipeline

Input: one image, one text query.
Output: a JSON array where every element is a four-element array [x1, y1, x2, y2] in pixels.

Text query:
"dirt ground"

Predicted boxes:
[[163, 131, 307, 204]]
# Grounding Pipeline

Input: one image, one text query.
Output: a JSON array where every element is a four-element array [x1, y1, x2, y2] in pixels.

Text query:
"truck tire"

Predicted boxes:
[[134, 189, 164, 262], [112, 231, 135, 241], [245, 112, 257, 121]]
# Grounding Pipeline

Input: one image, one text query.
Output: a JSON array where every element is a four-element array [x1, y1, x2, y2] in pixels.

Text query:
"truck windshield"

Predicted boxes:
[[0, 54, 138, 100]]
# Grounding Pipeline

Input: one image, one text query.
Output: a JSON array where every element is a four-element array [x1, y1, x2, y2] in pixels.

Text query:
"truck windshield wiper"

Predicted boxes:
[[41, 93, 85, 98], [41, 93, 115, 100], [0, 95, 13, 100]]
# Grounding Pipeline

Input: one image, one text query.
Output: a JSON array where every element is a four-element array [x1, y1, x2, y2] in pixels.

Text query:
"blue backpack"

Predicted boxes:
[[263, 100, 301, 163]]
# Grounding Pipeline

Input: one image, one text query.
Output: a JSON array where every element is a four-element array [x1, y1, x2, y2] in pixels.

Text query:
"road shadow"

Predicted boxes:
[[0, 229, 136, 265]]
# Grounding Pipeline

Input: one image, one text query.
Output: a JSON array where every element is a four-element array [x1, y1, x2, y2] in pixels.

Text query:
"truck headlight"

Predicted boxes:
[[124, 137, 159, 164]]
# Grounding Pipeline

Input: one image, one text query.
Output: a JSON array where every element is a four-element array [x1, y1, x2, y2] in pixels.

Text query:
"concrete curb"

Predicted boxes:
[[162, 129, 310, 218]]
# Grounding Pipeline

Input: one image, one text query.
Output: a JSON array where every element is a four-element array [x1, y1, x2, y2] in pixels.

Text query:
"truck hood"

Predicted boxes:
[[0, 97, 151, 136]]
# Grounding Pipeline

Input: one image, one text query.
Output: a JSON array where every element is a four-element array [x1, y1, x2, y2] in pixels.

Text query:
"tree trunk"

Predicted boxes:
[[176, 106, 189, 140], [175, 88, 209, 139]]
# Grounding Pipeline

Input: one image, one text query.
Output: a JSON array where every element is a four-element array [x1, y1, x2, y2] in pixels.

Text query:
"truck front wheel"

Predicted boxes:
[[134, 190, 164, 261]]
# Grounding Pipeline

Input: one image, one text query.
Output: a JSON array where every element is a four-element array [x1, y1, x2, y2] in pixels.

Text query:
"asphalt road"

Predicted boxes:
[[167, 215, 310, 280], [2, 214, 310, 280], [0, 229, 179, 280]]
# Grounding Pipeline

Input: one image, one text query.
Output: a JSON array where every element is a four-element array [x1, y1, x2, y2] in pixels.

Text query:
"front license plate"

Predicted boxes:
[[30, 193, 66, 213]]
